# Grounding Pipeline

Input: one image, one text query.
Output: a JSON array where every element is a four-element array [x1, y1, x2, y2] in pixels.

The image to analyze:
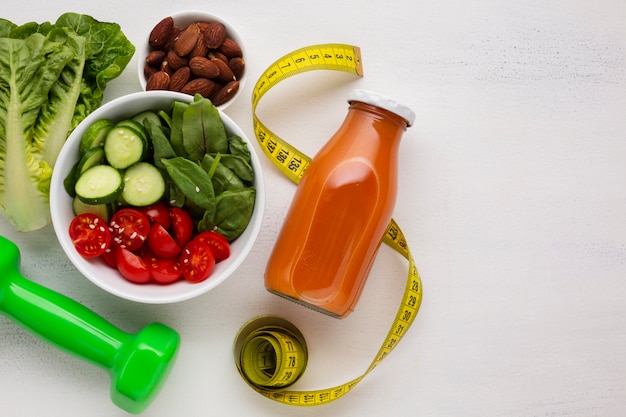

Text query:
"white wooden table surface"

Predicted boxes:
[[1, 0, 625, 416]]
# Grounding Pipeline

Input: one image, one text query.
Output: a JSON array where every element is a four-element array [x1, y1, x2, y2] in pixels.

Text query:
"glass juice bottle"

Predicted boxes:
[[264, 89, 415, 318]]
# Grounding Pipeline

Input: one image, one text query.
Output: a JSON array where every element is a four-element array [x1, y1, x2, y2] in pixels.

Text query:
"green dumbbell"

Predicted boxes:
[[0, 236, 180, 414]]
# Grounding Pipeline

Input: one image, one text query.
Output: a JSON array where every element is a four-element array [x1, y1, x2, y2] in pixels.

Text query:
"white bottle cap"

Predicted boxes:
[[348, 89, 416, 127]]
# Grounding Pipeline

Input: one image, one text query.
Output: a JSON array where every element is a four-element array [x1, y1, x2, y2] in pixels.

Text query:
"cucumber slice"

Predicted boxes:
[[76, 146, 106, 176], [64, 162, 79, 198], [75, 164, 124, 205], [115, 119, 150, 143], [122, 162, 165, 207], [104, 125, 148, 169], [72, 197, 115, 222], [79, 119, 115, 155]]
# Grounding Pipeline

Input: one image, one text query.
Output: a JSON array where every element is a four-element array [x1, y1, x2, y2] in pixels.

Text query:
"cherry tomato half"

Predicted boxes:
[[147, 223, 181, 258], [116, 247, 151, 284], [101, 246, 118, 268], [109, 208, 151, 251], [194, 231, 230, 262], [68, 213, 111, 258], [169, 207, 194, 247], [144, 253, 182, 285], [180, 240, 215, 283], [137, 201, 171, 229]]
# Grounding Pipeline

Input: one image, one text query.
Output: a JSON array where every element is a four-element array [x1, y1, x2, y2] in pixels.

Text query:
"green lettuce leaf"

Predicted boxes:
[[0, 13, 134, 232]]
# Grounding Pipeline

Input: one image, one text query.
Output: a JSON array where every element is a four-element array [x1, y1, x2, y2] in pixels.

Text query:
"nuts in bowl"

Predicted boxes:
[[138, 11, 247, 109], [50, 90, 264, 304]]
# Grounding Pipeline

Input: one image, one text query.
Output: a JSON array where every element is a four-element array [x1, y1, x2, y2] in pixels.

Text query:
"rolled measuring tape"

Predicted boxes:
[[235, 43, 423, 405]]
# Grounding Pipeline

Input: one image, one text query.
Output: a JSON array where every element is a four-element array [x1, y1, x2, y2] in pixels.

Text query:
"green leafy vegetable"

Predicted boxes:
[[201, 153, 244, 195], [162, 157, 215, 211], [182, 95, 228, 161], [168, 101, 188, 157], [228, 134, 251, 158], [198, 188, 256, 241], [214, 153, 254, 182], [0, 13, 135, 232], [145, 120, 176, 170], [144, 94, 255, 242]]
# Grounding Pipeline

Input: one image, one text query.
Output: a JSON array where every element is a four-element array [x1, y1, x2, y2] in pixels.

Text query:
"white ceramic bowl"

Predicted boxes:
[[50, 91, 264, 304], [137, 10, 247, 110]]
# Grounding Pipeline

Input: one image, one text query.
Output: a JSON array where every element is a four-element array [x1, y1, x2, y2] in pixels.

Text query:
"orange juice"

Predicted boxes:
[[264, 89, 415, 318]]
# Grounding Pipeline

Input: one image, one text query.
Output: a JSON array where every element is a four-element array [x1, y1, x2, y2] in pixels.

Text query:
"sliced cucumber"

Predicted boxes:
[[72, 197, 116, 222], [79, 119, 115, 155], [75, 164, 124, 205], [64, 162, 79, 198], [115, 119, 150, 143], [122, 162, 165, 207], [104, 125, 148, 169], [76, 146, 106, 176]]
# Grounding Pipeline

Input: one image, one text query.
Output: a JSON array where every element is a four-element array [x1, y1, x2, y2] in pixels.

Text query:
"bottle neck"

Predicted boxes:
[[348, 101, 410, 132]]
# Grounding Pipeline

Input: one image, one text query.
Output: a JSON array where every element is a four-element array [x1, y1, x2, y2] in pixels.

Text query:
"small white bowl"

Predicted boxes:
[[137, 10, 247, 110], [50, 91, 264, 304]]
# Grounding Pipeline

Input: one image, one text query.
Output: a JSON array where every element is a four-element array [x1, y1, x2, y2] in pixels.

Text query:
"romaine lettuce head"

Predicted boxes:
[[0, 13, 134, 232]]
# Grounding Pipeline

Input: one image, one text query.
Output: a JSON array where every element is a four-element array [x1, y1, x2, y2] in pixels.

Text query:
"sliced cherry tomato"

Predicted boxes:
[[194, 231, 230, 262], [68, 213, 111, 258], [137, 201, 171, 229], [147, 222, 182, 258], [170, 207, 194, 247], [116, 247, 151, 284], [144, 253, 182, 285], [109, 208, 151, 251], [101, 246, 118, 268], [180, 240, 215, 283]]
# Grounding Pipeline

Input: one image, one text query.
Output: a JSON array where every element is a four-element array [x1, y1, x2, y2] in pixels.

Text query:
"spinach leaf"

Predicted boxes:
[[228, 134, 251, 159], [145, 119, 176, 170], [145, 120, 181, 206], [169, 100, 188, 157], [201, 154, 244, 195], [215, 154, 254, 183], [182, 94, 228, 161], [167, 182, 186, 208], [162, 157, 215, 211], [199, 187, 256, 241]]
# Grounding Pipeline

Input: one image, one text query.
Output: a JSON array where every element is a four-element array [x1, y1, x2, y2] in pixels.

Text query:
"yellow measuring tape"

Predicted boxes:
[[236, 43, 423, 405]]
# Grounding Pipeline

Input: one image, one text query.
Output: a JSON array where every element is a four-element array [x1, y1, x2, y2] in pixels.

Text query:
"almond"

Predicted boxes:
[[163, 26, 182, 50], [149, 16, 174, 49], [203, 22, 227, 49], [211, 80, 239, 106], [211, 57, 236, 83], [146, 71, 170, 91], [160, 60, 174, 76], [174, 23, 200, 56], [189, 56, 220, 79], [144, 63, 159, 80], [190, 35, 208, 58], [181, 78, 216, 97], [165, 50, 188, 70], [146, 50, 166, 65], [146, 17, 244, 102], [196, 21, 210, 33], [219, 38, 242, 58], [169, 67, 191, 92], [228, 57, 245, 80], [207, 50, 228, 63]]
